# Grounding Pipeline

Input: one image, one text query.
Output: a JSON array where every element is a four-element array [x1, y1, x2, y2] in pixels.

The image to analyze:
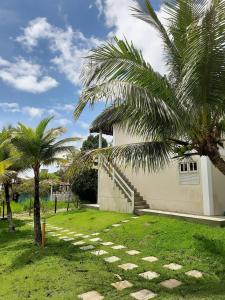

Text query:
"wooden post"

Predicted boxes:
[[42, 218, 46, 248], [2, 200, 5, 219], [54, 195, 57, 214]]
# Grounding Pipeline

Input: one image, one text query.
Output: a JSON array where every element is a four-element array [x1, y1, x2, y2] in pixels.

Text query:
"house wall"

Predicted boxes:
[[98, 167, 133, 214], [112, 126, 204, 215], [211, 160, 225, 215]]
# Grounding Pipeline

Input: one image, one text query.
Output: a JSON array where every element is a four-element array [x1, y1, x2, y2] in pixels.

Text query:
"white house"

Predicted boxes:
[[90, 116, 225, 218]]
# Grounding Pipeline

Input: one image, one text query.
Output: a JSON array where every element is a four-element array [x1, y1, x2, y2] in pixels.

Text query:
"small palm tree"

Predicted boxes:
[[0, 128, 16, 232], [11, 117, 77, 246], [74, 0, 225, 175]]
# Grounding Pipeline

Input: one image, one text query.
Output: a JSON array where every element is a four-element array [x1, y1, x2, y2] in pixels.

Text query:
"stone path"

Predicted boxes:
[[28, 215, 204, 299]]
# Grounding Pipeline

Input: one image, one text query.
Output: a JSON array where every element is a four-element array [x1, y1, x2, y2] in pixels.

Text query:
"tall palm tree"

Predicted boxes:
[[74, 0, 225, 175], [11, 117, 77, 246]]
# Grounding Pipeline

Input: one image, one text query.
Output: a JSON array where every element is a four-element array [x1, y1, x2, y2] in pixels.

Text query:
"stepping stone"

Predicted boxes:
[[52, 233, 61, 237], [91, 233, 100, 236], [185, 270, 203, 278], [101, 242, 114, 246], [126, 250, 140, 256], [59, 236, 69, 239], [103, 229, 110, 232], [80, 245, 95, 251], [131, 217, 139, 219], [160, 279, 182, 289], [73, 241, 86, 246], [139, 271, 160, 280], [111, 245, 126, 250], [119, 263, 138, 271], [163, 263, 182, 271], [142, 256, 158, 263], [82, 235, 91, 239], [111, 280, 133, 290], [91, 250, 108, 256], [112, 224, 121, 227], [75, 233, 84, 237], [78, 290, 104, 300], [67, 231, 76, 234], [90, 238, 102, 242], [122, 220, 129, 223], [130, 289, 157, 300], [104, 256, 120, 263], [63, 238, 75, 241], [61, 230, 70, 232]]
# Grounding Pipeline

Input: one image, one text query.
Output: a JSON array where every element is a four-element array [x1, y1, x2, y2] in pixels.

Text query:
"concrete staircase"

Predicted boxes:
[[101, 158, 149, 213]]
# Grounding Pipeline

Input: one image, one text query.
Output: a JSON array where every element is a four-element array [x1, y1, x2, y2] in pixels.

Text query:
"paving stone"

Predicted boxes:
[[163, 263, 183, 271], [121, 220, 130, 223], [111, 280, 133, 290], [52, 233, 61, 237], [61, 230, 70, 232], [185, 270, 203, 278], [59, 236, 69, 239], [91, 233, 100, 236], [131, 217, 139, 219], [119, 263, 138, 270], [111, 245, 126, 250], [104, 256, 120, 263], [160, 279, 182, 289], [130, 289, 157, 300], [90, 238, 102, 242], [112, 224, 121, 227], [82, 235, 91, 239], [78, 290, 104, 300], [74, 233, 84, 237], [139, 271, 160, 280], [126, 250, 140, 256], [63, 238, 75, 241], [91, 250, 108, 256], [80, 245, 95, 251], [142, 256, 158, 263], [73, 241, 86, 246], [101, 242, 114, 246], [103, 229, 110, 232]]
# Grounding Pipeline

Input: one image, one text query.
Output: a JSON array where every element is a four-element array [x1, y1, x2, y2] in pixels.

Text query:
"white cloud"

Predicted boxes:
[[17, 17, 101, 86], [98, 0, 168, 74], [0, 102, 20, 112], [57, 118, 72, 126], [0, 56, 58, 93], [95, 0, 104, 16], [23, 106, 44, 117]]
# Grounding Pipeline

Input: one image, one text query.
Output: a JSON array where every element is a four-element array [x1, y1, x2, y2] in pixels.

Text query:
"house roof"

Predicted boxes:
[[90, 106, 122, 136]]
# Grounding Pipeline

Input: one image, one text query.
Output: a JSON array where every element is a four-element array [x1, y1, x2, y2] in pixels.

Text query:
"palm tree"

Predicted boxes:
[[11, 117, 77, 246], [74, 0, 225, 175], [0, 127, 18, 232]]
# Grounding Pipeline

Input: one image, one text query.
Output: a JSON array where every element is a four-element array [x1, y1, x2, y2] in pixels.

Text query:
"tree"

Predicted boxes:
[[74, 0, 225, 175], [65, 135, 108, 203], [11, 117, 77, 246], [0, 127, 20, 232]]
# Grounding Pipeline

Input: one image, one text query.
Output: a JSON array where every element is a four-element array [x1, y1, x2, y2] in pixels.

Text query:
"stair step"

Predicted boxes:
[[134, 205, 149, 209]]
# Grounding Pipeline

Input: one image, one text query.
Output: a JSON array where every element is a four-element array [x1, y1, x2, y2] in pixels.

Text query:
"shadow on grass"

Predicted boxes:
[[193, 234, 225, 259]]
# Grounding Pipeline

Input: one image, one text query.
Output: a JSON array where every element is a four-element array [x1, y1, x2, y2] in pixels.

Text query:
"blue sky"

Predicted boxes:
[[0, 0, 163, 152]]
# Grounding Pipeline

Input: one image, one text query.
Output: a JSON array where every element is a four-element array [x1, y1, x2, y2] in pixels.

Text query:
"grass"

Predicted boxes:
[[1, 209, 225, 299]]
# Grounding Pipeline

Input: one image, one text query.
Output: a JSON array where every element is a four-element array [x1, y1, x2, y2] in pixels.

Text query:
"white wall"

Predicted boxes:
[[112, 126, 204, 215]]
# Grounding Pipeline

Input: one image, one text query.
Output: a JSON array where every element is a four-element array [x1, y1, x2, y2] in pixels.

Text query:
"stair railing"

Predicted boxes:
[[100, 155, 135, 211]]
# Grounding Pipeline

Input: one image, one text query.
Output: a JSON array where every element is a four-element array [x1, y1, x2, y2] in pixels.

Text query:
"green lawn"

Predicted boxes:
[[0, 209, 225, 299]]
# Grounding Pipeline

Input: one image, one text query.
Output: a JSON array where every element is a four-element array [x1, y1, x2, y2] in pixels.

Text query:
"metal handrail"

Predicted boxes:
[[100, 155, 135, 210]]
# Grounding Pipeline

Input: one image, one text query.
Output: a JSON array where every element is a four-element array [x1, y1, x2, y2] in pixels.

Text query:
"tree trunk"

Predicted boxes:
[[208, 150, 225, 175], [4, 183, 15, 232], [33, 165, 42, 246]]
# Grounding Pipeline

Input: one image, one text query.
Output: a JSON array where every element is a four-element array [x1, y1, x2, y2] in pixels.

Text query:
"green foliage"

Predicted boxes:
[[65, 135, 108, 202], [81, 134, 108, 151], [74, 0, 225, 175]]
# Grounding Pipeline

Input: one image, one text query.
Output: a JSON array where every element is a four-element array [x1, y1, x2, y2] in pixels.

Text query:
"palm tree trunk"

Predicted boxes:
[[208, 150, 225, 176], [33, 165, 42, 246], [4, 183, 15, 232]]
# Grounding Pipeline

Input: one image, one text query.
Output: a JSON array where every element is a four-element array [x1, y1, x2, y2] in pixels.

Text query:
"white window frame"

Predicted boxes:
[[179, 161, 199, 174]]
